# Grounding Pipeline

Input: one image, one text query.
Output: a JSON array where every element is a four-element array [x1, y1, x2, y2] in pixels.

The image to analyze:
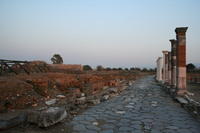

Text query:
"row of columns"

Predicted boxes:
[[156, 27, 188, 95]]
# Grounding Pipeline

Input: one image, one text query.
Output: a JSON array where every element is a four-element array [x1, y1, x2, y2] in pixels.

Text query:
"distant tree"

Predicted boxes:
[[83, 65, 93, 71], [148, 68, 156, 72], [142, 68, 148, 72], [97, 65, 104, 71], [124, 68, 129, 71], [130, 67, 135, 71], [135, 67, 141, 71], [112, 68, 118, 71], [118, 68, 123, 70], [187, 63, 196, 72], [51, 54, 63, 64], [105, 67, 112, 71]]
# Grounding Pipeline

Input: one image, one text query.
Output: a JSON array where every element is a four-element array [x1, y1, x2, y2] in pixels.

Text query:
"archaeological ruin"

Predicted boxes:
[[156, 27, 188, 96]]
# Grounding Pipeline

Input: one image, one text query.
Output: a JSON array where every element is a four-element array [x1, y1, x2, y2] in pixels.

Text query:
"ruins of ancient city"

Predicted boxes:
[[1, 1, 200, 133]]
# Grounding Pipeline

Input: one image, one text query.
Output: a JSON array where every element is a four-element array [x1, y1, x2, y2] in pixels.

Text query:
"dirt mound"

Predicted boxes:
[[0, 77, 40, 112]]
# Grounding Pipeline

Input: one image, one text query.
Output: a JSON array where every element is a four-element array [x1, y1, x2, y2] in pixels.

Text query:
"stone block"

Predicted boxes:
[[27, 107, 67, 127]]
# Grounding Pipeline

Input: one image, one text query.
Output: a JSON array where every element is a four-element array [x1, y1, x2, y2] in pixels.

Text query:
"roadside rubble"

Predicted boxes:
[[0, 82, 131, 130], [158, 82, 200, 121], [0, 70, 148, 131], [175, 94, 200, 119]]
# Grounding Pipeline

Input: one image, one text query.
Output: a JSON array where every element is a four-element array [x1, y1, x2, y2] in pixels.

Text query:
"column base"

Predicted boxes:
[[176, 89, 188, 96]]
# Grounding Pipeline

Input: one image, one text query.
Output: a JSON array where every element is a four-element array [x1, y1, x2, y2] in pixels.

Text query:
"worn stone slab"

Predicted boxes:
[[0, 113, 27, 130], [27, 107, 67, 127], [69, 76, 200, 133], [176, 96, 188, 104]]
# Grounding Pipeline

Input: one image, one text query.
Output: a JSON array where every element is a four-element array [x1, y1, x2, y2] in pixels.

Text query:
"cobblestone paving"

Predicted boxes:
[[69, 76, 200, 133]]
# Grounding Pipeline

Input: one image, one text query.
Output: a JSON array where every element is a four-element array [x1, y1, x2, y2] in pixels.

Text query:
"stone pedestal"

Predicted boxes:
[[170, 39, 177, 88], [175, 27, 188, 95], [156, 57, 163, 81]]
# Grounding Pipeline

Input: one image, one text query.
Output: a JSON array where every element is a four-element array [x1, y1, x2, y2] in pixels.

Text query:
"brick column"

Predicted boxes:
[[156, 57, 163, 81], [170, 39, 177, 88], [162, 51, 169, 84], [175, 27, 188, 95], [168, 52, 172, 85]]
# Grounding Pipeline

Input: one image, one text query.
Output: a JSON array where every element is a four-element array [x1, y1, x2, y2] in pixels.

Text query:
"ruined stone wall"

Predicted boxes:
[[187, 73, 200, 84], [0, 71, 144, 112], [48, 64, 83, 72]]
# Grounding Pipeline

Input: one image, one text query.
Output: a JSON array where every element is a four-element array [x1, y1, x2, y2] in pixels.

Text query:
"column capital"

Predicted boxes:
[[162, 51, 168, 54], [175, 27, 188, 35], [169, 39, 176, 44]]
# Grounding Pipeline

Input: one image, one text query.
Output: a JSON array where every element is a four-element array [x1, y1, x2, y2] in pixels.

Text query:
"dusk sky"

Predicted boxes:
[[0, 0, 200, 68]]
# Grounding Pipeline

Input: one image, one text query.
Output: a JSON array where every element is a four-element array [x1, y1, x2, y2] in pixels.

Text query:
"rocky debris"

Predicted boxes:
[[92, 122, 99, 126], [163, 83, 200, 120], [70, 76, 200, 133], [176, 96, 188, 105], [87, 98, 101, 105], [27, 107, 67, 127], [151, 101, 158, 107], [81, 93, 85, 97], [115, 111, 125, 114], [56, 95, 66, 98], [0, 70, 147, 131], [45, 99, 57, 106], [108, 88, 118, 94], [0, 70, 144, 112], [101, 95, 110, 102], [75, 97, 86, 105], [0, 112, 27, 130], [186, 91, 194, 96]]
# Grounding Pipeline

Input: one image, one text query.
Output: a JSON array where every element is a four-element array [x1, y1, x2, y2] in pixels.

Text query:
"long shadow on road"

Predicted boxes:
[[69, 76, 200, 133]]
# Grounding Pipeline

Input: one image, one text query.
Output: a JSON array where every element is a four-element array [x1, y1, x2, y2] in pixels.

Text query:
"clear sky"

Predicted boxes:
[[0, 0, 200, 68]]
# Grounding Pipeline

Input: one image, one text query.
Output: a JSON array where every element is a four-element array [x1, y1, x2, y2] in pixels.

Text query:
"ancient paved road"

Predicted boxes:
[[68, 76, 200, 133]]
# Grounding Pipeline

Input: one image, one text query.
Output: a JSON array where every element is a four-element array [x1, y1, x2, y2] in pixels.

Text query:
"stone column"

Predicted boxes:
[[175, 27, 188, 95], [170, 39, 177, 88], [162, 51, 169, 84], [168, 52, 172, 85], [156, 57, 163, 81]]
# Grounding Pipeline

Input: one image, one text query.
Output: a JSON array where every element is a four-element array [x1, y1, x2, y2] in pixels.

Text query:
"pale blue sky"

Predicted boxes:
[[0, 0, 200, 68]]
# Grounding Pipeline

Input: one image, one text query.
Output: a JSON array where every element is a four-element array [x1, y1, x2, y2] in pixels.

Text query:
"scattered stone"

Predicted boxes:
[[176, 97, 188, 104], [32, 103, 38, 107], [45, 99, 57, 106], [76, 97, 86, 104], [151, 101, 158, 107], [81, 93, 85, 97], [27, 107, 67, 127], [56, 95, 66, 98], [92, 122, 99, 126], [103, 86, 109, 90], [102, 95, 109, 101], [108, 88, 118, 93], [186, 92, 194, 96], [116, 111, 125, 114], [88, 99, 100, 105], [125, 105, 134, 108]]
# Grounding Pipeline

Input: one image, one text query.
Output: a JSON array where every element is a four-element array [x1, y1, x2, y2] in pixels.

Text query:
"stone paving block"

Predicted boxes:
[[69, 76, 200, 133]]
